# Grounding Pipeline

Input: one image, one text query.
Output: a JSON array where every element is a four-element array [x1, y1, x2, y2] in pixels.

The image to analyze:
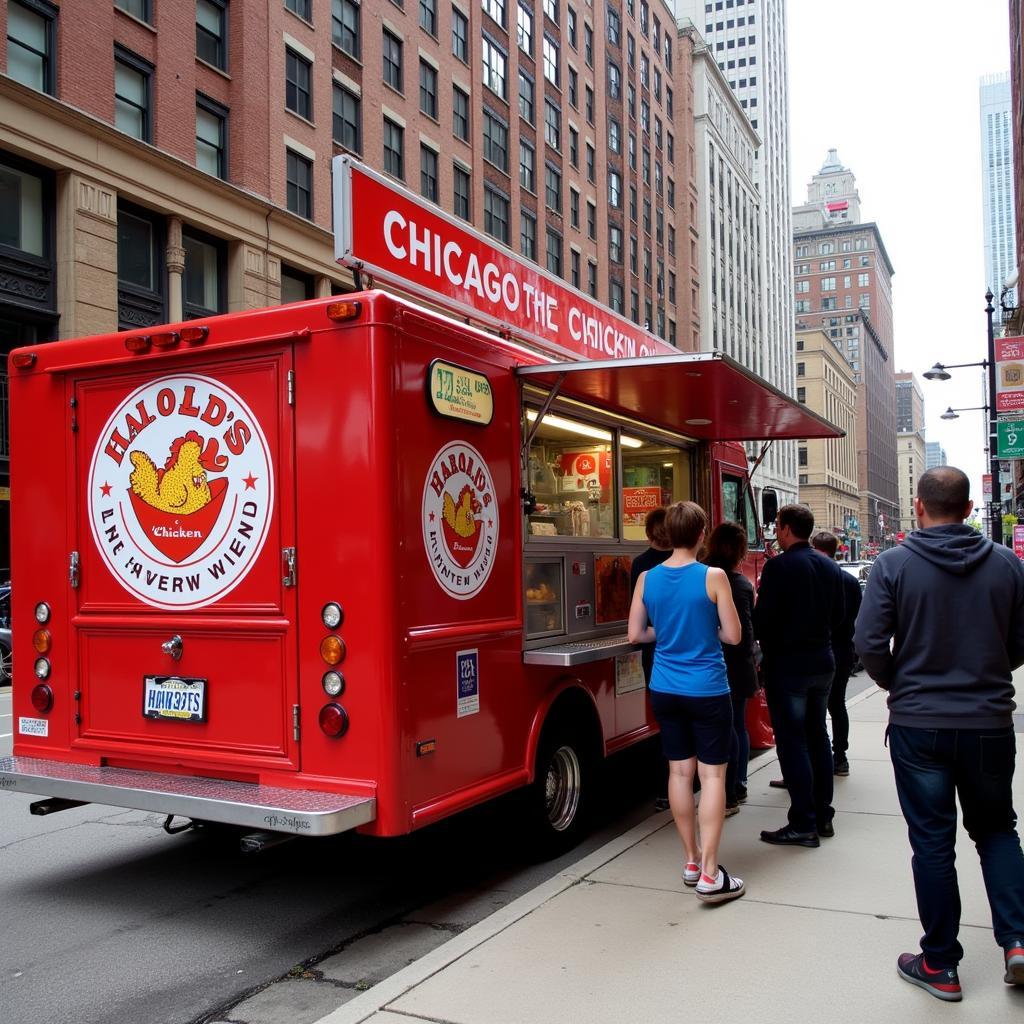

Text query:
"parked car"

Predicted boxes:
[[0, 582, 11, 685], [839, 560, 872, 590]]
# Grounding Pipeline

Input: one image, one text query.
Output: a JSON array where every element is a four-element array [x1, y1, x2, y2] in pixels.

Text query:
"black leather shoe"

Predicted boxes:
[[760, 825, 820, 848], [818, 820, 835, 838], [654, 796, 670, 812]]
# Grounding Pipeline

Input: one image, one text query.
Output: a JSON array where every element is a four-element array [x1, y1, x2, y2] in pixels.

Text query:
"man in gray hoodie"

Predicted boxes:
[[856, 466, 1024, 1001]]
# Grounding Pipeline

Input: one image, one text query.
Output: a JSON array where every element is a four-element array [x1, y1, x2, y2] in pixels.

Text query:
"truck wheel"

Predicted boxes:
[[527, 722, 595, 857]]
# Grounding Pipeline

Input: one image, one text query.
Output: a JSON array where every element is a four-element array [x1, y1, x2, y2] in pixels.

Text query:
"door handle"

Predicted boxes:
[[161, 634, 183, 661]]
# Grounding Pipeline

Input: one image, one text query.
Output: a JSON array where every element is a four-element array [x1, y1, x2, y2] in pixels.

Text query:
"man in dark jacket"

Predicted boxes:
[[754, 504, 845, 847], [856, 467, 1024, 1000], [810, 531, 862, 776]]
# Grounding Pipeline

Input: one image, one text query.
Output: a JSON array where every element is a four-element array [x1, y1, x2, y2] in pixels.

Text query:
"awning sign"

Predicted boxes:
[[995, 336, 1024, 413], [333, 156, 676, 363]]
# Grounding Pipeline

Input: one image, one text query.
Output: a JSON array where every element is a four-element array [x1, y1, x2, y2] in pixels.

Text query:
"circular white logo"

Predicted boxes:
[[88, 374, 274, 609], [422, 441, 499, 600]]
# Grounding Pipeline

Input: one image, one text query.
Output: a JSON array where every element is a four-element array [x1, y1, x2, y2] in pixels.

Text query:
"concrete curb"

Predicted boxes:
[[313, 811, 673, 1024]]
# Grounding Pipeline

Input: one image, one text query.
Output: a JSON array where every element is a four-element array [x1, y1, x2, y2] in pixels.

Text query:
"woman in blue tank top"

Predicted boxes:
[[628, 501, 746, 904]]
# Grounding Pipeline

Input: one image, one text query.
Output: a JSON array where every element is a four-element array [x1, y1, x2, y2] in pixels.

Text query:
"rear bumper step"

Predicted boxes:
[[0, 756, 375, 836]]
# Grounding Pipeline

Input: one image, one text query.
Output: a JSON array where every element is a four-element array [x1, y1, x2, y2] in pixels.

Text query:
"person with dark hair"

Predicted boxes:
[[704, 521, 757, 813], [630, 507, 673, 811], [628, 501, 746, 904], [810, 531, 862, 776], [754, 503, 845, 848], [856, 466, 1024, 1000]]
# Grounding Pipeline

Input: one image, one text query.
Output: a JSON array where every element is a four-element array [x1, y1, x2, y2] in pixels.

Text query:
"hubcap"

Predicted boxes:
[[544, 744, 582, 832]]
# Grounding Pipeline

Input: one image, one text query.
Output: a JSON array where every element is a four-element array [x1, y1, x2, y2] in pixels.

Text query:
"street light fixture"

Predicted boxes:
[[940, 405, 988, 420], [923, 360, 988, 382]]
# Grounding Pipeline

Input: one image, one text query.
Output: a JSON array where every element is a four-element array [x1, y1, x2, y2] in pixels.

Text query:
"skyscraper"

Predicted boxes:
[[980, 73, 1018, 309], [895, 372, 925, 534], [674, 0, 796, 506], [925, 441, 947, 470]]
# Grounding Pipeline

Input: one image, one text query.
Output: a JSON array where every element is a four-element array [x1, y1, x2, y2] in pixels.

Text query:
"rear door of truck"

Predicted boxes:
[[70, 345, 299, 774]]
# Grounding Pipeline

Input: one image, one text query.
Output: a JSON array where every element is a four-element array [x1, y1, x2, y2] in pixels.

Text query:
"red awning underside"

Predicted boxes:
[[516, 352, 842, 441]]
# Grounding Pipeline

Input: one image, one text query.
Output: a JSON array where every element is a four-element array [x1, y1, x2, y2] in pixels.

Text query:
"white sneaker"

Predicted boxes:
[[682, 861, 701, 887], [695, 866, 745, 904]]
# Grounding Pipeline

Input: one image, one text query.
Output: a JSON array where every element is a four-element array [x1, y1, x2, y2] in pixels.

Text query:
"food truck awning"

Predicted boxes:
[[515, 351, 842, 441]]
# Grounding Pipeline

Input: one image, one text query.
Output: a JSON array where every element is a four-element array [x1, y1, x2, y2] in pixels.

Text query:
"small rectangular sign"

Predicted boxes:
[[615, 651, 646, 696], [142, 675, 206, 723], [456, 648, 479, 718], [1014, 524, 1024, 560], [18, 716, 48, 737], [427, 360, 494, 426], [998, 419, 1024, 459], [995, 336, 1024, 413]]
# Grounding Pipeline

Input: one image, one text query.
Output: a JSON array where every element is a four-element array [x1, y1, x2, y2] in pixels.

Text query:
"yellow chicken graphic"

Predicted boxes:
[[129, 431, 215, 515], [442, 484, 482, 538]]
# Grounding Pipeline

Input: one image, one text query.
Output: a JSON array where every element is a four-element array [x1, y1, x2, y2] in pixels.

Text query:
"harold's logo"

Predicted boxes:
[[88, 374, 274, 610], [422, 442, 498, 599]]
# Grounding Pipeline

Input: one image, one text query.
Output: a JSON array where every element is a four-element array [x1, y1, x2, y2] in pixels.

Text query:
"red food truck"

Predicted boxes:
[[0, 159, 839, 852]]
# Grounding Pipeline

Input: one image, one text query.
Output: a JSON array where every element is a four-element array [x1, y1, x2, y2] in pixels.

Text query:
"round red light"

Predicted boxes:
[[318, 703, 349, 738], [31, 684, 53, 713]]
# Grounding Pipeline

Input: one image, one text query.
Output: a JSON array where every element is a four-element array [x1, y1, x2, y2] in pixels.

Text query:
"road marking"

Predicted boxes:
[[0, 732, 11, 738]]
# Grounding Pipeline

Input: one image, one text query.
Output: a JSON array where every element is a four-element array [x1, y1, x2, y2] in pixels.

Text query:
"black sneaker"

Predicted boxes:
[[834, 757, 850, 777], [1005, 939, 1024, 985], [896, 952, 962, 1002], [759, 825, 819, 848], [735, 784, 748, 803]]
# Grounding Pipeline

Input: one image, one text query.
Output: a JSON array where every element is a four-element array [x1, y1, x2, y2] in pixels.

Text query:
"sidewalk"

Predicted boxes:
[[314, 684, 1024, 1024]]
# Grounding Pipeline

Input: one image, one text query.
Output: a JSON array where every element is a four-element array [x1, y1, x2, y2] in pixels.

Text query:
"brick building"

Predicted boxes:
[[0, 0, 698, 572]]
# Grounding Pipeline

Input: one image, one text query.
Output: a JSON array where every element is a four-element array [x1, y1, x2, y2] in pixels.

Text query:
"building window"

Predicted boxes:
[[567, 4, 577, 46], [544, 99, 560, 149], [608, 60, 621, 98], [114, 47, 153, 142], [116, 0, 151, 20], [483, 108, 509, 172], [483, 185, 509, 243], [383, 29, 403, 91], [543, 35, 559, 85], [483, 0, 506, 28], [420, 145, 438, 202], [609, 278, 623, 313], [383, 117, 404, 179], [609, 118, 620, 154], [333, 0, 360, 59], [584, 22, 593, 65], [183, 228, 225, 319], [609, 224, 622, 263], [796, 362, 805, 377], [587, 259, 597, 297], [285, 48, 313, 121], [544, 0, 558, 21], [521, 209, 536, 260], [8, 0, 57, 94], [797, 387, 806, 404], [586, 143, 595, 183], [570, 249, 580, 288], [607, 4, 620, 43], [453, 85, 471, 140], [420, 0, 437, 35], [196, 95, 228, 178], [569, 188, 579, 228], [586, 200, 596, 240], [518, 71, 534, 123], [419, 60, 438, 119], [333, 83, 361, 152], [281, 264, 314, 303], [453, 164, 471, 219], [545, 164, 561, 213], [798, 448, 807, 467], [117, 202, 164, 330], [482, 35, 507, 98], [585, 84, 594, 124], [608, 170, 621, 208], [568, 66, 578, 107], [286, 0, 312, 19], [568, 127, 578, 166], [546, 227, 562, 277], [285, 149, 313, 218], [452, 7, 469, 62], [519, 139, 535, 191], [821, 276, 836, 291], [517, 2, 533, 53], [858, 272, 869, 287], [196, 0, 227, 70]]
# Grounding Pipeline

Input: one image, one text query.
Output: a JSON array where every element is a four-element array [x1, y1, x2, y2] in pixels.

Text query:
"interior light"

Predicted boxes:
[[621, 435, 645, 449], [526, 409, 612, 442]]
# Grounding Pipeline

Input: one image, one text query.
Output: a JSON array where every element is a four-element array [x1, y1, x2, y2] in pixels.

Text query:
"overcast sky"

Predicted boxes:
[[788, 0, 1013, 505]]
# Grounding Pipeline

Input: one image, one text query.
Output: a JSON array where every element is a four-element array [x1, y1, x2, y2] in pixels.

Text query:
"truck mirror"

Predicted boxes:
[[761, 488, 778, 526]]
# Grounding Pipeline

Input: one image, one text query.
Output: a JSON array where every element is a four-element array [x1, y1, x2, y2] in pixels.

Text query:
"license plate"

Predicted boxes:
[[142, 675, 206, 723]]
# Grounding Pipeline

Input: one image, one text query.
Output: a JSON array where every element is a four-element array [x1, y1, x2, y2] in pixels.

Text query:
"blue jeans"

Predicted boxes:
[[726, 694, 749, 801], [889, 724, 1024, 967], [764, 670, 834, 833]]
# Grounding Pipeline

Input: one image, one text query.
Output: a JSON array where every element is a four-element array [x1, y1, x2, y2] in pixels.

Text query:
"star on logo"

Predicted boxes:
[[429, 511, 436, 522], [242, 472, 258, 490], [100, 482, 112, 497]]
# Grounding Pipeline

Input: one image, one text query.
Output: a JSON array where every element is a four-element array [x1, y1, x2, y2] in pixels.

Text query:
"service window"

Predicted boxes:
[[622, 440, 691, 541], [526, 409, 615, 538], [722, 473, 759, 548]]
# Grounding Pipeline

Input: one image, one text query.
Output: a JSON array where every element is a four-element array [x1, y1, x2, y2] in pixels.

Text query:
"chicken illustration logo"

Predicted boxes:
[[88, 373, 274, 610], [423, 441, 499, 599]]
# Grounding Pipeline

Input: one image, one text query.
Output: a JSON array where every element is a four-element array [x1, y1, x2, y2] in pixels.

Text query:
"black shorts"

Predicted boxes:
[[650, 690, 733, 765]]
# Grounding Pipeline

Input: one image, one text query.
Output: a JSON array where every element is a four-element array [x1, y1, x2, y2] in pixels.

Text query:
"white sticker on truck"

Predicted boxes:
[[19, 717, 48, 737]]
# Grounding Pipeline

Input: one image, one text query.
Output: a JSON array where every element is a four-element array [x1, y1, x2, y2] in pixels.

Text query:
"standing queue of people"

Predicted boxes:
[[627, 469, 1024, 1000]]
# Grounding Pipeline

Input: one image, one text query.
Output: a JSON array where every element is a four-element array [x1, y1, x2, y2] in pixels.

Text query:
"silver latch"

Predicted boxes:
[[282, 547, 297, 587], [69, 551, 80, 589], [161, 634, 183, 661]]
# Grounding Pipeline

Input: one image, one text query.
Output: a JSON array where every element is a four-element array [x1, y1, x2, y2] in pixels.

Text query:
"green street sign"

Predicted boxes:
[[997, 419, 1024, 459]]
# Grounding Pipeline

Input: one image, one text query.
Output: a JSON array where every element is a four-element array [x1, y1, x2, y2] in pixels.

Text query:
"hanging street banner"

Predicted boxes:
[[995, 336, 1024, 413], [997, 419, 1024, 459]]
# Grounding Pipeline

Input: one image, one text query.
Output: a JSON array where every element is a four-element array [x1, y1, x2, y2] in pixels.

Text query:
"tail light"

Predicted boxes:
[[326, 301, 361, 322], [34, 657, 51, 680], [322, 671, 345, 697], [31, 684, 53, 713], [320, 635, 346, 665], [150, 331, 180, 349], [32, 629, 52, 654], [318, 703, 349, 738], [12, 352, 37, 369], [180, 325, 209, 344], [124, 335, 151, 353]]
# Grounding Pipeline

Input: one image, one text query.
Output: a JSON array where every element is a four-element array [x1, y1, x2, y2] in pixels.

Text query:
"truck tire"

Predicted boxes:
[[526, 719, 596, 857]]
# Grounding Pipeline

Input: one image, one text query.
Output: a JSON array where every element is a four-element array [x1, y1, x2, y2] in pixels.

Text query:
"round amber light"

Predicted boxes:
[[32, 629, 52, 654], [320, 635, 346, 665]]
